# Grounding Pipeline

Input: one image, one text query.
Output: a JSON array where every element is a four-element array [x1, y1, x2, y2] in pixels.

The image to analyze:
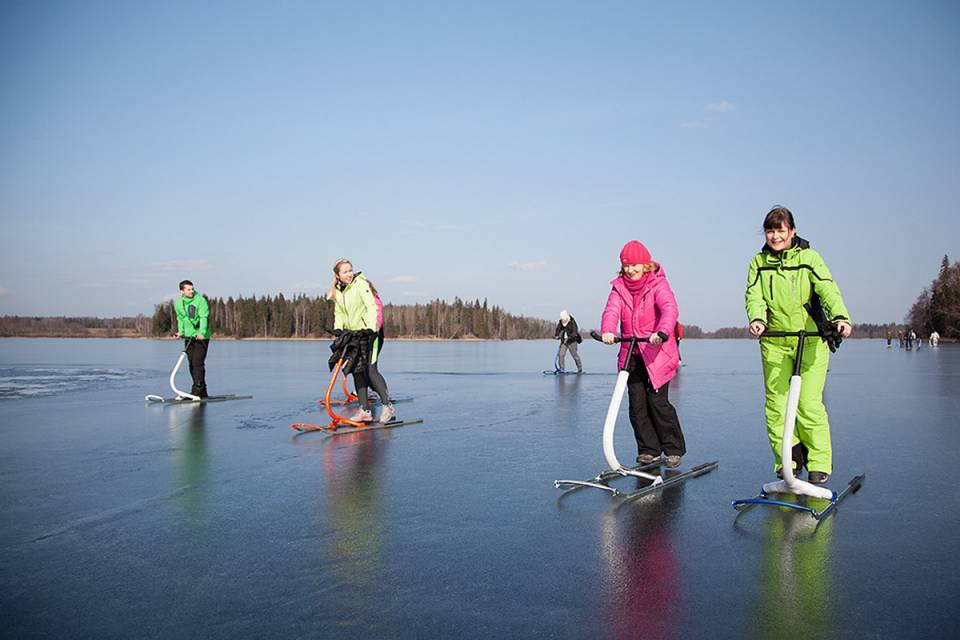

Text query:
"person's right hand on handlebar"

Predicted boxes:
[[749, 321, 766, 337], [601, 332, 616, 344]]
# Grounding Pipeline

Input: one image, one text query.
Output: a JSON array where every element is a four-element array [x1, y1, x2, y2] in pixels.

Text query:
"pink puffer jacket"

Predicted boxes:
[[600, 268, 680, 390]]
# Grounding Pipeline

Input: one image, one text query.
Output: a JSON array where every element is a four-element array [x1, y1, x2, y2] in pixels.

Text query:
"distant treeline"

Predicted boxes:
[[150, 294, 553, 340], [8, 271, 954, 340], [906, 256, 960, 339], [0, 315, 150, 337], [0, 310, 917, 341], [681, 325, 750, 339]]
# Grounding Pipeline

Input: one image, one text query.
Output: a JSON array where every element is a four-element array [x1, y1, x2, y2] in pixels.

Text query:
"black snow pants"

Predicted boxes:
[[626, 357, 686, 457]]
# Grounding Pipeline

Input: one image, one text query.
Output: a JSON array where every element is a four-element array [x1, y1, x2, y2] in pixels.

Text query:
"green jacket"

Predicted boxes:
[[174, 293, 211, 338], [333, 273, 378, 332], [745, 237, 850, 332]]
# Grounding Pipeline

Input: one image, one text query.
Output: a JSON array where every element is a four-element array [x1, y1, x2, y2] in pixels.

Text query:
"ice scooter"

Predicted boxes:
[[555, 331, 717, 499], [292, 330, 423, 435], [731, 330, 864, 519], [145, 337, 252, 404]]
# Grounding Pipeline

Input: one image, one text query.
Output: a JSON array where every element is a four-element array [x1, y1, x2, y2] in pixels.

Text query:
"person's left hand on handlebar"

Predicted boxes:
[[836, 321, 852, 338], [601, 332, 616, 345]]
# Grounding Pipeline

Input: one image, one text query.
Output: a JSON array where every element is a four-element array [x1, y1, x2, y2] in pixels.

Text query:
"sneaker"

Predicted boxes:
[[379, 403, 396, 424], [808, 471, 830, 485], [348, 408, 373, 423], [637, 453, 660, 465], [665, 455, 681, 468]]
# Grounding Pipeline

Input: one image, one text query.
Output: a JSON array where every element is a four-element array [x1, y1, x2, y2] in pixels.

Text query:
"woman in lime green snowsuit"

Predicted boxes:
[[745, 207, 852, 484]]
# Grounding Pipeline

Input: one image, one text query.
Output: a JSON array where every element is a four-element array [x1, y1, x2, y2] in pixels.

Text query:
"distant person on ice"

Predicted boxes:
[[930, 330, 940, 347], [675, 322, 684, 363], [601, 240, 686, 468], [746, 206, 851, 485], [330, 258, 394, 424], [173, 279, 211, 398], [554, 310, 583, 373]]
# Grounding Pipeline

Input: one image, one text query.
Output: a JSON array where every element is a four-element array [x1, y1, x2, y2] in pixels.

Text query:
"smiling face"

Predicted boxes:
[[622, 263, 646, 280], [765, 224, 796, 252], [180, 283, 195, 298], [336, 261, 354, 285]]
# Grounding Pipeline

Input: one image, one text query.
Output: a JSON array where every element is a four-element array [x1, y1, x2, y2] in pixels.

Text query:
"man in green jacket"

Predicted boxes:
[[173, 280, 211, 398], [745, 208, 851, 484]]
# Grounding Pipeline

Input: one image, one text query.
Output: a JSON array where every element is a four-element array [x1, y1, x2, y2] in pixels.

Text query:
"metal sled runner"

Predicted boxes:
[[731, 330, 864, 519], [555, 331, 718, 500]]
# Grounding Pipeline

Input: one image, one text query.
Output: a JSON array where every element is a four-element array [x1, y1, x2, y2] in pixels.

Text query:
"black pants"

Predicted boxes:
[[185, 338, 209, 397], [627, 358, 685, 457]]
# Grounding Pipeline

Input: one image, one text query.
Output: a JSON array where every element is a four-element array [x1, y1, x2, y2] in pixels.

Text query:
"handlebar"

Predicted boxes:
[[590, 330, 650, 344]]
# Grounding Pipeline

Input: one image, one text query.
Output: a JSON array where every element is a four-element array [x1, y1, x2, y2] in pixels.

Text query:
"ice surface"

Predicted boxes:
[[1, 337, 958, 638]]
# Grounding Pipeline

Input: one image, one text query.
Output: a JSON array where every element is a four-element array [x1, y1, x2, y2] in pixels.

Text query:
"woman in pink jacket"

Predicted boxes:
[[601, 240, 686, 467]]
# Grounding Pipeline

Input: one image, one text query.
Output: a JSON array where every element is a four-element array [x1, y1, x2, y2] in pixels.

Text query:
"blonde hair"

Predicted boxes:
[[328, 258, 352, 300], [618, 262, 658, 277]]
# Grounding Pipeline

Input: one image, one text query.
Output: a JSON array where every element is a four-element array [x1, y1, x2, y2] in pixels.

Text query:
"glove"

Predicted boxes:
[[811, 321, 843, 353]]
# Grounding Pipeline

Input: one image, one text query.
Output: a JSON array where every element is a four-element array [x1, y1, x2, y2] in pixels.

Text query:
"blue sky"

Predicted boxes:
[[1, 1, 958, 330]]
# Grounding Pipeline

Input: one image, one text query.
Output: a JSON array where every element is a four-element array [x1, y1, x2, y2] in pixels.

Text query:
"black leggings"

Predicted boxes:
[[354, 360, 390, 408], [352, 332, 389, 408]]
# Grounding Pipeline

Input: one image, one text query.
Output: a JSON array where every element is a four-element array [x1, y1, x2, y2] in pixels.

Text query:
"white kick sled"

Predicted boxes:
[[145, 338, 252, 404], [555, 331, 718, 500]]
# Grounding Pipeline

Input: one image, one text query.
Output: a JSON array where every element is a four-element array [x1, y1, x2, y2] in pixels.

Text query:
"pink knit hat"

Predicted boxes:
[[619, 240, 652, 265]]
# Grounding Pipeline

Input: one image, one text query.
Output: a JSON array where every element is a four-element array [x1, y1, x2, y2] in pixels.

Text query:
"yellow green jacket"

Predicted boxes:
[[745, 237, 850, 332], [333, 273, 378, 332]]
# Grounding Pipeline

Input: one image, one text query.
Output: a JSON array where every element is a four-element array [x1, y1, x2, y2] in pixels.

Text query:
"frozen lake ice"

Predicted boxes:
[[1, 337, 958, 638]]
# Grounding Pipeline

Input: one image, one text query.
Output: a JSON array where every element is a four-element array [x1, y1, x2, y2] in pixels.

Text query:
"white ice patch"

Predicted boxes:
[[0, 367, 149, 400]]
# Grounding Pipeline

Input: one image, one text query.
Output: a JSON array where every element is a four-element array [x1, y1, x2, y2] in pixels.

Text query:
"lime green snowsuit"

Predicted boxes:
[[174, 293, 211, 339], [745, 237, 850, 474], [333, 273, 381, 363]]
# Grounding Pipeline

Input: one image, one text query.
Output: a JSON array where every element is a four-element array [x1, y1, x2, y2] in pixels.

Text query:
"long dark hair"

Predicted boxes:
[[763, 205, 795, 230]]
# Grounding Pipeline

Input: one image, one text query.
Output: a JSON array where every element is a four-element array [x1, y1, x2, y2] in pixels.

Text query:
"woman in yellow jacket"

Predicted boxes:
[[330, 258, 394, 423], [745, 207, 851, 484]]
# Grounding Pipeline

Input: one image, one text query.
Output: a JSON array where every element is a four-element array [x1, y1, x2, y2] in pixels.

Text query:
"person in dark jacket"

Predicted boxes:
[[555, 310, 583, 373]]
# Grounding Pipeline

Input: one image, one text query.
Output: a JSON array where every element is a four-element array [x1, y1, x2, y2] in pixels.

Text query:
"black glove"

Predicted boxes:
[[822, 323, 843, 353], [804, 301, 842, 353]]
